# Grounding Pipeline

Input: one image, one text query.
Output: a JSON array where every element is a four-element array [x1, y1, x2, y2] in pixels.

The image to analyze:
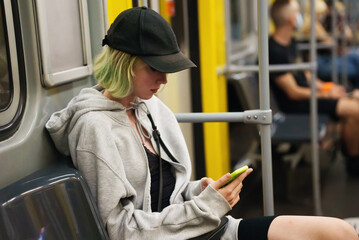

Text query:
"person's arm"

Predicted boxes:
[[304, 71, 347, 99], [274, 72, 341, 99], [77, 150, 231, 239], [78, 149, 232, 240], [182, 180, 203, 200], [274, 73, 312, 100], [344, 25, 353, 42], [315, 21, 333, 44], [74, 122, 232, 240], [304, 71, 324, 90], [182, 177, 221, 200]]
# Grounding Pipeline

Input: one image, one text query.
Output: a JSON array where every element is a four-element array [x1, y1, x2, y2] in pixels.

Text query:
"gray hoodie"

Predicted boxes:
[[46, 85, 240, 239]]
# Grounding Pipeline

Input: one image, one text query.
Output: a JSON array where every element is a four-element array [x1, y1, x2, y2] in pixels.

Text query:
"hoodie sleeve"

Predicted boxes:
[[107, 184, 232, 240], [45, 107, 73, 156], [74, 122, 232, 240], [182, 180, 203, 200]]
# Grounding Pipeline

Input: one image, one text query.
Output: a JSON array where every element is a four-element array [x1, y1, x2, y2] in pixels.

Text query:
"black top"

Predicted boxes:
[[269, 37, 309, 95], [145, 146, 176, 212], [268, 36, 338, 118]]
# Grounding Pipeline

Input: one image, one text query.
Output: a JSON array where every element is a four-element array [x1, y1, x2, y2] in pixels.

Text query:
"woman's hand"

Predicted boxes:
[[209, 169, 253, 207], [201, 177, 215, 191]]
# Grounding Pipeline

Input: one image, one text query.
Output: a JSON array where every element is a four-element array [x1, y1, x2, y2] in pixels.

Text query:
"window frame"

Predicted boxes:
[[228, 0, 258, 62], [34, 0, 92, 88], [0, 0, 26, 140]]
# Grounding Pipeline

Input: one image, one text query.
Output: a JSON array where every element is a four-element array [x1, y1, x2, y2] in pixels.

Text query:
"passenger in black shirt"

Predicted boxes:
[[269, 36, 339, 118], [269, 0, 359, 175]]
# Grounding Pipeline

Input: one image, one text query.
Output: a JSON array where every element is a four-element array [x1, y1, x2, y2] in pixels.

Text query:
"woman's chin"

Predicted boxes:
[[140, 95, 154, 100]]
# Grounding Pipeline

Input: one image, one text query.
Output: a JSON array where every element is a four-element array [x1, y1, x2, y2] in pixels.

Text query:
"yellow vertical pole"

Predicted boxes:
[[198, 0, 229, 179], [159, 0, 171, 23], [107, 0, 132, 24]]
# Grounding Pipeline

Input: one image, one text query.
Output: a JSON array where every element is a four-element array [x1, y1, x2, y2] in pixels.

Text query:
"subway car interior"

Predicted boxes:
[[0, 0, 359, 239]]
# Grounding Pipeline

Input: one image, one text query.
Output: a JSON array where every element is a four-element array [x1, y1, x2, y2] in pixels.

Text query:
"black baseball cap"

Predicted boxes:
[[102, 7, 196, 73]]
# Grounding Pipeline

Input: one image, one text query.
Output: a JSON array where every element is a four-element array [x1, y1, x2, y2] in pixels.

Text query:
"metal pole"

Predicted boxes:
[[354, 1, 359, 45], [342, 0, 349, 86], [140, 0, 148, 7], [331, 0, 338, 84], [310, 0, 323, 216], [349, 0, 356, 48], [224, 0, 232, 66], [297, 42, 334, 51], [221, 62, 314, 75], [175, 110, 271, 124], [176, 112, 245, 123], [257, 0, 274, 216]]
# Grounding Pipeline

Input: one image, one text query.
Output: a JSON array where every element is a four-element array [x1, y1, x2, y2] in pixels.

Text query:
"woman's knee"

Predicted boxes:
[[327, 218, 358, 240], [268, 216, 358, 240], [336, 99, 359, 120]]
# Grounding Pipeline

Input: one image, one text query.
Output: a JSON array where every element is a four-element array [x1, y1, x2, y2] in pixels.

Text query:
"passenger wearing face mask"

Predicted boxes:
[[269, 0, 359, 176], [295, 11, 304, 31]]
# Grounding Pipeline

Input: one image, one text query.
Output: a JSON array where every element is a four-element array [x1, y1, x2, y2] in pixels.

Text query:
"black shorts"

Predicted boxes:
[[238, 216, 277, 240], [281, 99, 339, 120]]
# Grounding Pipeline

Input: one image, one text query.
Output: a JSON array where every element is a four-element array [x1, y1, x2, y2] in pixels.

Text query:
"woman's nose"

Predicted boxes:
[[158, 72, 167, 84]]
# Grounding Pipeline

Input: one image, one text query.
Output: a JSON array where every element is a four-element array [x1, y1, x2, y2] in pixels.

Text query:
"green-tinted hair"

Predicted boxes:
[[94, 46, 139, 98]]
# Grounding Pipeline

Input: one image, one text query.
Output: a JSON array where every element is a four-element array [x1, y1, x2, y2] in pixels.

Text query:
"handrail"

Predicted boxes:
[[224, 0, 231, 69], [341, 0, 349, 86], [331, 0, 338, 84], [175, 110, 272, 124], [297, 42, 334, 51], [350, 1, 359, 46], [216, 0, 358, 216], [219, 0, 275, 216], [257, 0, 274, 216], [218, 62, 315, 75], [309, 0, 322, 216], [220, 0, 322, 216]]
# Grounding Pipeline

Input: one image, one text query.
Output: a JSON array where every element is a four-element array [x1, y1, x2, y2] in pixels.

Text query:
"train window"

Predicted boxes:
[[0, 0, 26, 139], [231, 1, 249, 41], [229, 0, 257, 61], [34, 0, 92, 87], [0, 1, 10, 111]]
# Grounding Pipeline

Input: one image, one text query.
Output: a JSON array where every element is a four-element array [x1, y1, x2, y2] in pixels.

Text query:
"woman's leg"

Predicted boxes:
[[267, 216, 358, 240]]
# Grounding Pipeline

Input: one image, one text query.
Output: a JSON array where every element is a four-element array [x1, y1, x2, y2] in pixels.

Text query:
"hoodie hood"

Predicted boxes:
[[45, 85, 142, 156]]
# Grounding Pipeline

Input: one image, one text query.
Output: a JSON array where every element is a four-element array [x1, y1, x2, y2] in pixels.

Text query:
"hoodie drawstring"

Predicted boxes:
[[127, 102, 163, 211], [127, 102, 151, 144]]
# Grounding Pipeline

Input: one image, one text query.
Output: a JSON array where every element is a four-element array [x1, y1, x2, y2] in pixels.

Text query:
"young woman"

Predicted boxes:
[[46, 6, 358, 240]]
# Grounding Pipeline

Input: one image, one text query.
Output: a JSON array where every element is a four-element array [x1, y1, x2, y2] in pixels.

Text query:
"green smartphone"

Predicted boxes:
[[221, 165, 249, 188]]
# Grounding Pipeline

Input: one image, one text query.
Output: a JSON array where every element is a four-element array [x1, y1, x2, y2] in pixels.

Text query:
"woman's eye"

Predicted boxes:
[[150, 66, 158, 72]]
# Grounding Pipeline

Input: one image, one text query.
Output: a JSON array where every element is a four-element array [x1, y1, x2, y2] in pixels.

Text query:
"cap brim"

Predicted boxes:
[[140, 51, 196, 73]]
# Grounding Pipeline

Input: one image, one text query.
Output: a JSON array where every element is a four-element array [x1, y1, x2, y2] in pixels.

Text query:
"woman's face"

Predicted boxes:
[[132, 60, 167, 100]]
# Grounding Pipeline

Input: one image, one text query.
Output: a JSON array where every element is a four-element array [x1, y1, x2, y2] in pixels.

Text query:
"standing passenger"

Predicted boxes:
[[269, 0, 359, 176], [46, 7, 358, 240]]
